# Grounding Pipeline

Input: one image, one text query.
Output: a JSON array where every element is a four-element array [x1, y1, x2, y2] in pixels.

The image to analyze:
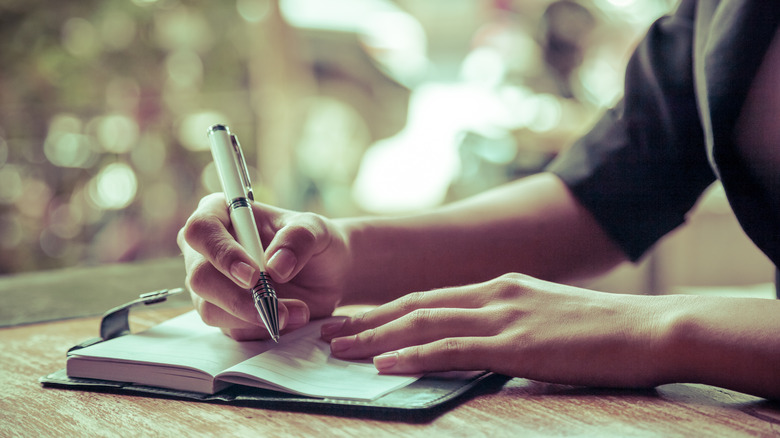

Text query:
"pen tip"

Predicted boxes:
[[271, 334, 280, 343]]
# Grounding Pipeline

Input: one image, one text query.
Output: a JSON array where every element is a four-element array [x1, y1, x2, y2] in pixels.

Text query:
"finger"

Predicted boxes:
[[197, 296, 310, 336], [194, 289, 291, 331], [328, 308, 498, 360], [261, 210, 332, 283], [186, 251, 314, 332], [185, 253, 263, 326], [373, 337, 496, 374], [321, 285, 489, 341], [189, 285, 257, 333], [181, 193, 262, 289], [181, 238, 261, 328], [178, 219, 208, 272], [218, 299, 311, 341]]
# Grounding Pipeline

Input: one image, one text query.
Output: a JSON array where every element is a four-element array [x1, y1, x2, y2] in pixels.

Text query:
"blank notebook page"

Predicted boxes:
[[218, 317, 420, 400]]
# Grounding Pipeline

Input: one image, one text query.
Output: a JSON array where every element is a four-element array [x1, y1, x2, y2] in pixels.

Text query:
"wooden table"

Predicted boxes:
[[3, 306, 780, 437]]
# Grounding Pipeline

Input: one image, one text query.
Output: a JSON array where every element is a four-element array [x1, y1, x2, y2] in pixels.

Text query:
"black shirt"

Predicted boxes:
[[549, 0, 780, 267]]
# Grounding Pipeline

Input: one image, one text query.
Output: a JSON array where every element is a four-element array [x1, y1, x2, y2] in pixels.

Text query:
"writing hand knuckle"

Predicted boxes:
[[212, 240, 237, 269], [303, 212, 327, 231], [288, 213, 325, 246], [182, 215, 212, 244], [187, 260, 211, 292]]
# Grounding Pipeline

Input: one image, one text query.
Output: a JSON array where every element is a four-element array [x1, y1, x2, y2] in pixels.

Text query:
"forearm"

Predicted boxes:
[[658, 295, 780, 399], [337, 172, 627, 304]]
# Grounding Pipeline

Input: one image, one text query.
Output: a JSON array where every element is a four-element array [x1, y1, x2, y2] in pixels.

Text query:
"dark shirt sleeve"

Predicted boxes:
[[547, 0, 716, 262]]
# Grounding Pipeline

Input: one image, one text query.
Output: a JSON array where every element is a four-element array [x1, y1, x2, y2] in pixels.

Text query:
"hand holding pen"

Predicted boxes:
[[178, 124, 351, 341], [207, 124, 280, 342]]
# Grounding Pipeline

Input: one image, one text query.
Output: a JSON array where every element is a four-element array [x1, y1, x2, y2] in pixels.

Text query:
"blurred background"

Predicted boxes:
[[0, 0, 774, 298]]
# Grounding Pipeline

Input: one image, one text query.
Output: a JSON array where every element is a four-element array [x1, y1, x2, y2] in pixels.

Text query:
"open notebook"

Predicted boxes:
[[66, 310, 419, 401]]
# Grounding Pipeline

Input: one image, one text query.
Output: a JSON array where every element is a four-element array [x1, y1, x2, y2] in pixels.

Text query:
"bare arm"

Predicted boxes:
[[338, 171, 627, 304], [660, 295, 780, 399], [178, 172, 625, 333], [321, 175, 780, 400]]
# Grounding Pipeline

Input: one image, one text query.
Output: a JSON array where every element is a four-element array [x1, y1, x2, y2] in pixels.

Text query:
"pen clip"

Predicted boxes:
[[230, 133, 254, 202]]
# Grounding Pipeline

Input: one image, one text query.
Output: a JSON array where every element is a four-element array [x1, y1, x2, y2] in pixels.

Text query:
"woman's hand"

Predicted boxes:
[[321, 273, 671, 389], [178, 193, 351, 340]]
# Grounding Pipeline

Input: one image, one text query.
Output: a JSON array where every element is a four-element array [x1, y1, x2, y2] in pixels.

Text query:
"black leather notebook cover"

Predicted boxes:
[[40, 368, 503, 414], [39, 289, 507, 416]]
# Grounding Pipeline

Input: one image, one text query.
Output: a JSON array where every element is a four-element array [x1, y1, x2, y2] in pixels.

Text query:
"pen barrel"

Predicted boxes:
[[229, 201, 267, 266], [208, 125, 246, 203]]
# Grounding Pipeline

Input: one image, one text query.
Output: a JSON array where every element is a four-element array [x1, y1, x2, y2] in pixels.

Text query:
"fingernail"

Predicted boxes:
[[230, 262, 255, 288], [374, 352, 398, 371], [268, 248, 296, 281], [288, 306, 309, 326], [330, 335, 356, 353], [320, 319, 345, 337]]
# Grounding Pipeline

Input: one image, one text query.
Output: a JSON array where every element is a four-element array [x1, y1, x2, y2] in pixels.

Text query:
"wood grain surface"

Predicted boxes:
[[3, 306, 780, 437]]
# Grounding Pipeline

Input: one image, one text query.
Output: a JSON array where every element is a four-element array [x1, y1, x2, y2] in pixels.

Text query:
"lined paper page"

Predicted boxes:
[[217, 318, 420, 400]]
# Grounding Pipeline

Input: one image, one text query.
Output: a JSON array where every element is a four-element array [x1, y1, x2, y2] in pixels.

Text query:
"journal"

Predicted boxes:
[[66, 310, 418, 401]]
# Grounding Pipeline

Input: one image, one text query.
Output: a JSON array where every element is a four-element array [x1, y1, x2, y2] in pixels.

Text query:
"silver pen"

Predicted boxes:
[[207, 124, 280, 342]]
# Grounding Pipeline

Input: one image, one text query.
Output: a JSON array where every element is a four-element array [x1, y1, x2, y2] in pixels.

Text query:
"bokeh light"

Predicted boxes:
[[527, 94, 563, 133], [165, 49, 204, 89], [44, 114, 96, 169], [200, 161, 222, 194], [153, 8, 214, 52], [96, 114, 140, 153], [460, 47, 506, 87], [0, 1, 676, 275], [88, 163, 138, 210], [62, 17, 100, 58], [0, 165, 23, 204], [178, 111, 230, 151], [237, 0, 271, 23], [44, 133, 95, 168], [579, 52, 624, 107]]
